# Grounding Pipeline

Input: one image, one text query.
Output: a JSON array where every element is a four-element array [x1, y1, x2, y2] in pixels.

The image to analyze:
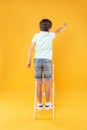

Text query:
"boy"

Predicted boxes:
[[27, 19, 67, 109]]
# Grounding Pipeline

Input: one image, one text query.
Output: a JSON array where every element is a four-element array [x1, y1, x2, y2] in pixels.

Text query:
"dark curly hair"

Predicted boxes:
[[39, 19, 52, 31]]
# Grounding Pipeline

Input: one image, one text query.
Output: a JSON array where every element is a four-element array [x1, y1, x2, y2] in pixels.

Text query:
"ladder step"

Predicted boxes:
[[42, 92, 45, 96], [42, 92, 54, 96]]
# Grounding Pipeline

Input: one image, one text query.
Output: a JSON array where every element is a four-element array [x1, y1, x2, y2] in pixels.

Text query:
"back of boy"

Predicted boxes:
[[27, 19, 67, 109]]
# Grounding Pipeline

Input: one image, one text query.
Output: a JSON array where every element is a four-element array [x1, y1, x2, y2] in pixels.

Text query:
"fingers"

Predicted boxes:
[[63, 23, 67, 27], [62, 23, 67, 30]]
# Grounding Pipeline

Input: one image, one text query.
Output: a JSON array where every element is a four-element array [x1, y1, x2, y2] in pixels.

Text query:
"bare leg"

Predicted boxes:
[[44, 80, 50, 103], [36, 80, 42, 103]]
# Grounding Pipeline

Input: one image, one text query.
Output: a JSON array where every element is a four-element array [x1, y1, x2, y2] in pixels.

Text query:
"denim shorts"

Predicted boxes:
[[34, 59, 52, 80]]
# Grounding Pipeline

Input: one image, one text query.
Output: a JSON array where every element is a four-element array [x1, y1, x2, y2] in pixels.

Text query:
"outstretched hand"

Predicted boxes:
[[62, 23, 67, 29]]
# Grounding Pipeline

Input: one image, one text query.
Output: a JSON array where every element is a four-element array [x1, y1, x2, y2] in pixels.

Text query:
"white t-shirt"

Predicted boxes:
[[32, 31, 56, 60]]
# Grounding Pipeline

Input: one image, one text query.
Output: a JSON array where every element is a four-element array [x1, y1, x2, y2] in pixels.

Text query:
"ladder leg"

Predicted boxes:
[[52, 65, 55, 120], [53, 81, 54, 120], [34, 80, 37, 120]]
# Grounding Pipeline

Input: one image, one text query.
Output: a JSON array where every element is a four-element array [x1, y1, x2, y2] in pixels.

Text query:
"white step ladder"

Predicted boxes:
[[34, 65, 55, 120]]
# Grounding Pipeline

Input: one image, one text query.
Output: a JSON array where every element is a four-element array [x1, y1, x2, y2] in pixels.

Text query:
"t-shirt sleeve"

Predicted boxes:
[[51, 32, 56, 39], [32, 34, 37, 43]]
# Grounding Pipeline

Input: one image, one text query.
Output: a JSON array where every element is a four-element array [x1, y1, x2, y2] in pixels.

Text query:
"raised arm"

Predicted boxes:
[[27, 42, 36, 68], [54, 23, 67, 35]]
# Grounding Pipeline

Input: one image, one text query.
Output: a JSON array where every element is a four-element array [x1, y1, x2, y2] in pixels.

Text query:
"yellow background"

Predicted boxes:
[[0, 0, 87, 130]]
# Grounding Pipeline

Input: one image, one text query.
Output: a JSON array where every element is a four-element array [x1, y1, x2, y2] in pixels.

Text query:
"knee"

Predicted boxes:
[[44, 80, 50, 86], [37, 80, 42, 86]]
